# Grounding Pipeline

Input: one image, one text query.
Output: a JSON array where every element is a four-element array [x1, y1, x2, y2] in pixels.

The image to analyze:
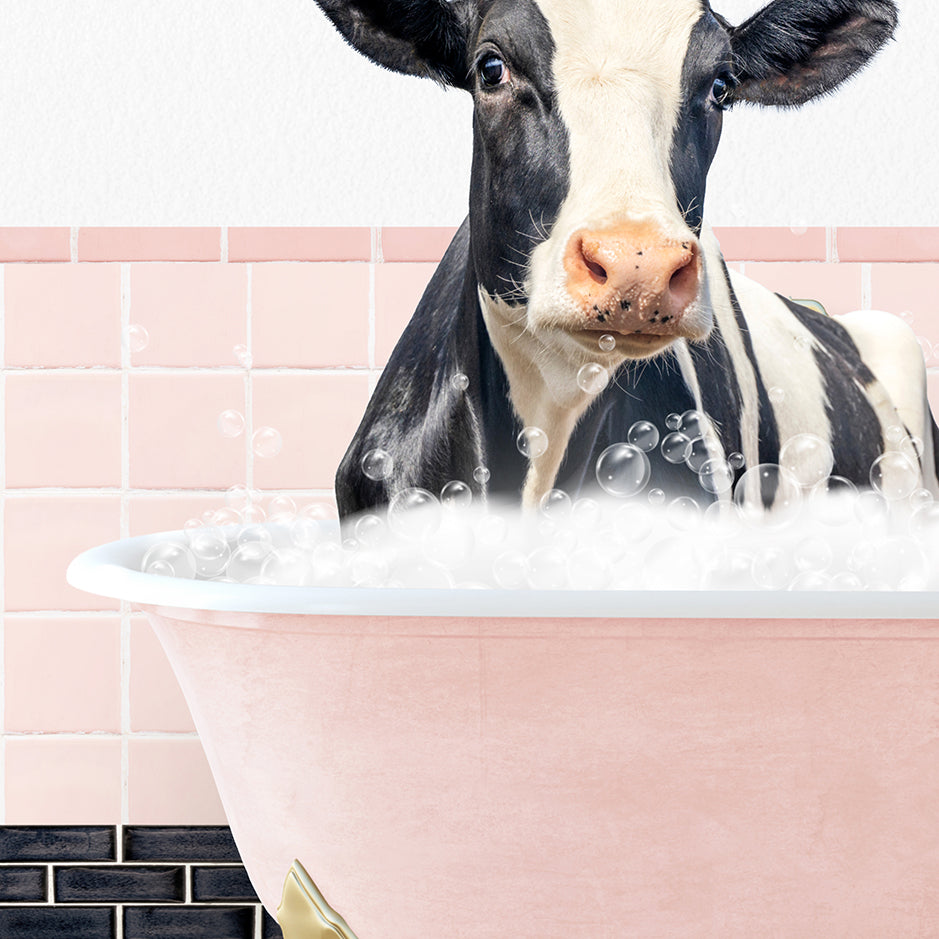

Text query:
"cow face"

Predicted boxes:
[[316, 0, 895, 358]]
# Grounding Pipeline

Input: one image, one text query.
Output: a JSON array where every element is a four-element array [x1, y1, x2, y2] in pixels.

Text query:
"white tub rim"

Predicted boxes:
[[65, 527, 939, 621]]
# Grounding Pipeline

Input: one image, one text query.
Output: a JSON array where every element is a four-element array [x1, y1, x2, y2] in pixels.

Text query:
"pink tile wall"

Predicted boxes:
[[0, 226, 937, 826]]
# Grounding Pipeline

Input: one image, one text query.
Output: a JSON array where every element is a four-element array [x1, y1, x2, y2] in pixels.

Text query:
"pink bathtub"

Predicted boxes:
[[68, 528, 939, 937]]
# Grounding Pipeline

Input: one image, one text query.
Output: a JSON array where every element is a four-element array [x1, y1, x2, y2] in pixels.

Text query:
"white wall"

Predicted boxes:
[[0, 0, 933, 226]]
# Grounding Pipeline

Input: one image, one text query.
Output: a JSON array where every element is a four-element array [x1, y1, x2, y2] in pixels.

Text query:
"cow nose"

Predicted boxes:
[[564, 224, 701, 334]]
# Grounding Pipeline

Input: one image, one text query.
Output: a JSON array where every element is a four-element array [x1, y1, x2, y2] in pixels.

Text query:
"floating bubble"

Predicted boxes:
[[309, 541, 346, 587], [450, 373, 470, 392], [125, 324, 149, 353], [527, 545, 569, 590], [393, 557, 454, 589], [829, 571, 864, 590], [387, 488, 441, 539], [660, 432, 692, 464], [493, 549, 528, 589], [885, 424, 905, 444], [794, 536, 832, 572], [779, 433, 834, 488], [236, 522, 272, 546], [350, 549, 390, 587], [665, 412, 681, 431], [571, 497, 601, 530], [598, 333, 616, 352], [267, 494, 297, 522], [685, 436, 713, 473], [666, 496, 701, 531], [595, 443, 650, 498], [252, 427, 282, 459], [568, 547, 611, 590], [217, 409, 245, 437], [679, 410, 706, 439], [353, 513, 385, 546], [647, 488, 666, 506], [870, 451, 919, 501], [768, 386, 785, 404], [242, 503, 267, 525], [233, 344, 253, 368], [910, 502, 939, 542], [261, 548, 311, 586], [899, 310, 914, 326], [227, 541, 272, 582], [576, 363, 609, 395], [790, 225, 808, 236], [362, 448, 394, 481], [517, 427, 549, 459], [698, 458, 734, 494], [225, 484, 254, 511], [910, 487, 934, 509], [188, 528, 231, 578], [752, 545, 797, 590], [441, 480, 473, 508], [733, 463, 802, 528], [142, 541, 196, 578], [475, 512, 508, 549], [854, 489, 890, 529], [808, 476, 858, 525], [290, 516, 323, 551], [728, 451, 746, 469], [627, 420, 660, 452], [211, 507, 242, 527], [789, 570, 831, 591], [540, 488, 572, 519], [473, 465, 491, 485], [916, 336, 933, 364], [900, 435, 924, 462]]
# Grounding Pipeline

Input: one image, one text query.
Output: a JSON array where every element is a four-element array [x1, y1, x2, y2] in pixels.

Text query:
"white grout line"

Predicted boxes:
[[220, 227, 229, 264], [70, 227, 79, 262], [245, 264, 254, 492], [827, 226, 839, 263]]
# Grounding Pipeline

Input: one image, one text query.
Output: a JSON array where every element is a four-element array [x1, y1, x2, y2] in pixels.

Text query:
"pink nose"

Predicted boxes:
[[564, 222, 701, 334]]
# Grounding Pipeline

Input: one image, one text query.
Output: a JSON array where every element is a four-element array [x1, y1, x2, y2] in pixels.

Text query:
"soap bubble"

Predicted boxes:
[[540, 488, 572, 519], [350, 549, 390, 587], [899, 435, 925, 462], [660, 432, 692, 464], [665, 412, 681, 430], [309, 541, 346, 587], [910, 502, 939, 542], [225, 484, 254, 511], [267, 494, 297, 522], [885, 424, 905, 444], [808, 476, 857, 525], [794, 536, 832, 572], [393, 558, 454, 589], [387, 488, 441, 539], [261, 548, 311, 586], [362, 449, 394, 481], [598, 333, 616, 352], [611, 501, 655, 543], [733, 463, 802, 528], [627, 420, 659, 453], [768, 386, 786, 404], [899, 310, 915, 326], [188, 528, 231, 578], [752, 545, 797, 590], [854, 489, 890, 529], [571, 497, 601, 530], [233, 344, 253, 368], [915, 336, 933, 364], [666, 496, 701, 531], [236, 523, 272, 546], [576, 363, 609, 395], [568, 547, 612, 590], [910, 487, 933, 509], [870, 451, 919, 501], [125, 324, 149, 353], [353, 513, 385, 547], [595, 443, 650, 498], [441, 480, 473, 508], [290, 516, 323, 551], [142, 541, 196, 579], [678, 410, 706, 439], [685, 436, 713, 473], [227, 541, 272, 581], [779, 433, 834, 488], [217, 410, 246, 438], [527, 545, 569, 589], [450, 373, 469, 392], [475, 512, 508, 549], [242, 502, 267, 525], [517, 427, 549, 459], [493, 550, 529, 589], [252, 427, 282, 459], [647, 488, 666, 506], [211, 507, 242, 527], [697, 458, 734, 494], [789, 570, 831, 591], [728, 451, 746, 469], [473, 465, 491, 485]]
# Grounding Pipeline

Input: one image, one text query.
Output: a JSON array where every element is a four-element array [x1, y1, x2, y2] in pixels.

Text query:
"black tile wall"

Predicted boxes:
[[0, 826, 284, 939]]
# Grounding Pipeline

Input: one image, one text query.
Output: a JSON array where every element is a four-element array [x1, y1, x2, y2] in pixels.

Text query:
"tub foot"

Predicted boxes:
[[277, 860, 360, 939]]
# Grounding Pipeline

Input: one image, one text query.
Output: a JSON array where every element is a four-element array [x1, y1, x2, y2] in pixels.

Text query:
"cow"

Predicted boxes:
[[322, 0, 939, 519]]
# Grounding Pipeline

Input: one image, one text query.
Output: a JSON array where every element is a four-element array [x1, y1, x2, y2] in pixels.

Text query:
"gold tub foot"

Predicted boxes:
[[277, 860, 360, 939]]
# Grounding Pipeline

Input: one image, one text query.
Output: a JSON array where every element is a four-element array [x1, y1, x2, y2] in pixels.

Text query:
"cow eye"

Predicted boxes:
[[479, 54, 509, 87], [709, 75, 735, 110]]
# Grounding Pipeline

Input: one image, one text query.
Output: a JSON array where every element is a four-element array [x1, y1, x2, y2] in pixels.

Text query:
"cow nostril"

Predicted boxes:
[[583, 257, 607, 284], [668, 254, 698, 309]]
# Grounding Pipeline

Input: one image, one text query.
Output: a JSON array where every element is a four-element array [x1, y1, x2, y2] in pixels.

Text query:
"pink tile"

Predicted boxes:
[[78, 228, 221, 262], [129, 493, 228, 537], [228, 227, 371, 262], [128, 373, 247, 489], [381, 227, 459, 262], [252, 372, 370, 490], [743, 263, 863, 317], [837, 228, 939, 262], [128, 264, 247, 366], [713, 227, 827, 262], [870, 263, 939, 352], [5, 615, 121, 732], [0, 228, 71, 262], [252, 263, 369, 367], [130, 617, 196, 733], [5, 373, 122, 488], [4, 263, 121, 367], [127, 737, 226, 824], [5, 495, 121, 611], [375, 263, 436, 366], [5, 737, 122, 823]]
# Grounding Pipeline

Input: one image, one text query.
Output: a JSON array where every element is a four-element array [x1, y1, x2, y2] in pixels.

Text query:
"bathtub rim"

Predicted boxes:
[[66, 528, 939, 620]]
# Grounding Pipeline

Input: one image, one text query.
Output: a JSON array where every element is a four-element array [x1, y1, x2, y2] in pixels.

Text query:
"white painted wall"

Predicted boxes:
[[0, 0, 933, 226]]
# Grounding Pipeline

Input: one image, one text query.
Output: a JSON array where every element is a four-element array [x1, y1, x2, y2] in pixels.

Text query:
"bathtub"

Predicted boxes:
[[68, 526, 939, 937]]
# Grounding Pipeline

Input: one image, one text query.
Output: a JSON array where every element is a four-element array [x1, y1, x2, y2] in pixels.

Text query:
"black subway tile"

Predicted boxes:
[[0, 826, 116, 862], [123, 905, 255, 939], [55, 865, 185, 903], [0, 865, 47, 901], [123, 826, 240, 863], [0, 906, 114, 938], [261, 908, 285, 938], [191, 865, 259, 902]]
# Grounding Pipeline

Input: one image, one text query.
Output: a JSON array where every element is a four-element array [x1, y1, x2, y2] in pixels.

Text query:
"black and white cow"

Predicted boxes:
[[322, 0, 938, 517]]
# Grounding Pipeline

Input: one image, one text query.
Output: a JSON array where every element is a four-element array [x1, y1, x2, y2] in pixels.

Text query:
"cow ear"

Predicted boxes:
[[315, 0, 474, 90], [727, 0, 897, 107]]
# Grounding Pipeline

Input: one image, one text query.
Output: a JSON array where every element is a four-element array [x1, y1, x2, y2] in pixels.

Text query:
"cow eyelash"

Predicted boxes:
[[709, 73, 738, 110]]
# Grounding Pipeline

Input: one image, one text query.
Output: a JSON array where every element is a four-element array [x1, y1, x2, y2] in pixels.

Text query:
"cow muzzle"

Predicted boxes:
[[563, 222, 701, 337]]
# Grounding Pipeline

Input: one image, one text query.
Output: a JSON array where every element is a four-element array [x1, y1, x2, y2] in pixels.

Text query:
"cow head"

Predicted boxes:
[[317, 0, 895, 355]]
